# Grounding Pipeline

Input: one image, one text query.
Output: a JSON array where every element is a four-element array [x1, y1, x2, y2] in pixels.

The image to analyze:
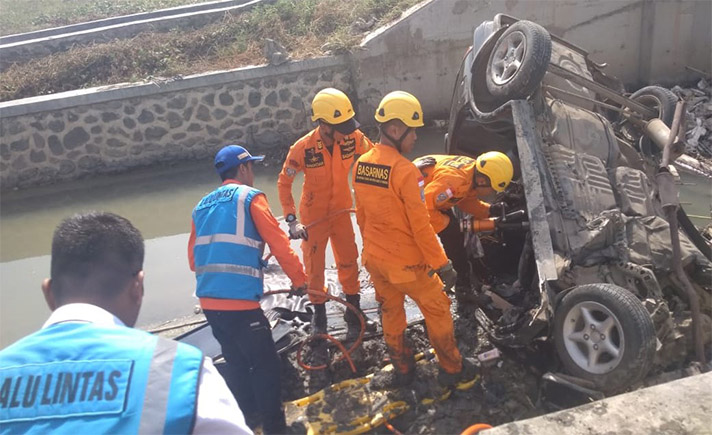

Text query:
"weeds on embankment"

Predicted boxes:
[[0, 0, 201, 37], [0, 0, 422, 102]]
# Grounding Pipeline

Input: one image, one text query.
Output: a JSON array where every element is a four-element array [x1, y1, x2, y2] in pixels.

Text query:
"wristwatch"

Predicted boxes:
[[285, 214, 297, 223]]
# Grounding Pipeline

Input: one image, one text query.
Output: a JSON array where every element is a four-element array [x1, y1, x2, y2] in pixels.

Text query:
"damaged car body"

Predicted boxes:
[[446, 14, 712, 393]]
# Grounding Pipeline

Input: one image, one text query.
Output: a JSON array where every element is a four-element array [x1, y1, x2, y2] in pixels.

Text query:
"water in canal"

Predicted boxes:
[[0, 129, 450, 348], [1, 128, 710, 348]]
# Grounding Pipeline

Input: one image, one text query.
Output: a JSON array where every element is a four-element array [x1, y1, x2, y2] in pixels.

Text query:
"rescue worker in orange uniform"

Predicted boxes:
[[277, 88, 376, 337], [353, 91, 477, 386], [413, 152, 514, 301]]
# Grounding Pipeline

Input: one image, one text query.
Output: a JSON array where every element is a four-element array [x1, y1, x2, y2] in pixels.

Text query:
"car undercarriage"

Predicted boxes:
[[446, 13, 712, 393]]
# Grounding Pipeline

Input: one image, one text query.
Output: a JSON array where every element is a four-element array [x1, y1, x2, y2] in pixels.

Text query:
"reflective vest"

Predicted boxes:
[[0, 322, 203, 434], [192, 183, 265, 301]]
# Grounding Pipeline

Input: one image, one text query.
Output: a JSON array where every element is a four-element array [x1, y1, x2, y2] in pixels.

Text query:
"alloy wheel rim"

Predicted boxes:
[[490, 31, 526, 85], [562, 300, 625, 374]]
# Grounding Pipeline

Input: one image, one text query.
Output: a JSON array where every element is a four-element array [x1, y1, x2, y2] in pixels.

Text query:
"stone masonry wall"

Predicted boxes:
[[0, 57, 351, 189]]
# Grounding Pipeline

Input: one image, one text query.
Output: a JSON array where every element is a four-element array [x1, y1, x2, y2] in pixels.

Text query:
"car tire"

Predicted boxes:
[[553, 283, 656, 393], [485, 20, 552, 102], [624, 86, 678, 155]]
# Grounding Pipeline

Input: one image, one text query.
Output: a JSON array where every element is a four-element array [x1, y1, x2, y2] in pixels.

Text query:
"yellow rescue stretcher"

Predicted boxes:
[[285, 349, 479, 434]]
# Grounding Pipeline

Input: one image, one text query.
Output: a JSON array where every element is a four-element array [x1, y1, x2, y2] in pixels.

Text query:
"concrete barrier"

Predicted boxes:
[[0, 0, 270, 71], [486, 372, 712, 434], [0, 0, 256, 44]]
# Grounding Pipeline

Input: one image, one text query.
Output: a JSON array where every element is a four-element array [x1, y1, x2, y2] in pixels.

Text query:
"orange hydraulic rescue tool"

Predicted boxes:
[[460, 210, 529, 233]]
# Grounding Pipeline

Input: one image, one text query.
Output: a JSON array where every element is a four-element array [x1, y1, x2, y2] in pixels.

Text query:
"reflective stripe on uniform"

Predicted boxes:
[[194, 187, 264, 250], [194, 233, 262, 249], [195, 263, 263, 279], [138, 338, 178, 434], [235, 187, 250, 238]]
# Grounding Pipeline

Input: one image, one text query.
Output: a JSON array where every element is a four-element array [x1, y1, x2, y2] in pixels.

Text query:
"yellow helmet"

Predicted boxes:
[[476, 151, 514, 192], [374, 91, 424, 127], [311, 88, 355, 124]]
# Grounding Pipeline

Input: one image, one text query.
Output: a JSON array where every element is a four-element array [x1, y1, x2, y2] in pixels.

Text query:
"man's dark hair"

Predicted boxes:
[[50, 212, 144, 302], [220, 166, 239, 181]]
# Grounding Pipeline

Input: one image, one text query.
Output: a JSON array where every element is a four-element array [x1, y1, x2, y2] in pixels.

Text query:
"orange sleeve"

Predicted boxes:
[[250, 193, 307, 287], [356, 131, 374, 155], [457, 194, 491, 219], [277, 141, 305, 217], [398, 163, 449, 270], [423, 180, 452, 234], [188, 219, 196, 272], [353, 158, 366, 231]]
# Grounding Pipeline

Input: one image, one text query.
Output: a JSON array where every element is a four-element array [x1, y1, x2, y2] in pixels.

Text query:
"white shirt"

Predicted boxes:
[[43, 303, 253, 435]]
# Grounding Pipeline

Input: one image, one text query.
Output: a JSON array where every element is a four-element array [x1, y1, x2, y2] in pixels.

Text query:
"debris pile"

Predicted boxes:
[[672, 78, 712, 158], [280, 313, 548, 433]]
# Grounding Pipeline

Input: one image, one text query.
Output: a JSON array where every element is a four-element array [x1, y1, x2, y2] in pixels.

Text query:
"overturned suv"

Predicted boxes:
[[446, 14, 712, 393]]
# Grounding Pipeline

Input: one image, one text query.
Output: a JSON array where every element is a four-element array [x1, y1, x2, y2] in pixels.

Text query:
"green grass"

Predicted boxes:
[[0, 0, 203, 36], [0, 0, 423, 102]]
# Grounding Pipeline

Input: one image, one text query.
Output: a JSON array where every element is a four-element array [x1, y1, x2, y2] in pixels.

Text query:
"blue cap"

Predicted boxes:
[[214, 145, 265, 175]]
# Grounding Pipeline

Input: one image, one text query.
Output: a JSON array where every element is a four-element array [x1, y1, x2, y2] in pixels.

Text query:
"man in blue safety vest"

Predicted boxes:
[[0, 212, 251, 434], [189, 144, 308, 434]]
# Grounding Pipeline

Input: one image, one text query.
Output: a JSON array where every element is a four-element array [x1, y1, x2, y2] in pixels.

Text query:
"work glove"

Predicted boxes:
[[288, 220, 309, 240], [489, 202, 506, 218], [432, 260, 457, 293], [289, 284, 307, 297]]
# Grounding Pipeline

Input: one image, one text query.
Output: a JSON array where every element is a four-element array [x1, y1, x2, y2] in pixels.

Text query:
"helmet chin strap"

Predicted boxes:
[[319, 122, 336, 145], [381, 126, 411, 153]]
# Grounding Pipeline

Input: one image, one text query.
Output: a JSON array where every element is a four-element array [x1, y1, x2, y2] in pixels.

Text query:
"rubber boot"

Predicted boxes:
[[438, 357, 479, 388], [311, 303, 327, 336], [389, 346, 416, 388], [343, 294, 377, 340], [372, 345, 415, 389]]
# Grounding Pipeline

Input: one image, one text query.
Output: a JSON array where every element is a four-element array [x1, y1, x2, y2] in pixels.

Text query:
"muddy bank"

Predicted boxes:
[[147, 251, 709, 434], [277, 298, 708, 433]]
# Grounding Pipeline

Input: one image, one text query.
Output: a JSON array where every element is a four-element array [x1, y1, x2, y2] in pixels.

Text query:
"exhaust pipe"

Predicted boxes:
[[656, 100, 705, 364], [644, 118, 686, 161]]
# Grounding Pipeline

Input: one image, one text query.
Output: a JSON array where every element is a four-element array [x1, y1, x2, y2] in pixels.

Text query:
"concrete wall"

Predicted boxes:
[[354, 0, 712, 120], [0, 57, 351, 189], [2, 0, 710, 189]]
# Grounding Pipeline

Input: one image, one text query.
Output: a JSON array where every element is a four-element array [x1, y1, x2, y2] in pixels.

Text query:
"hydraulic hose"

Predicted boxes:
[[263, 209, 367, 371], [263, 288, 366, 373], [263, 208, 356, 262], [461, 423, 492, 435], [304, 208, 356, 229]]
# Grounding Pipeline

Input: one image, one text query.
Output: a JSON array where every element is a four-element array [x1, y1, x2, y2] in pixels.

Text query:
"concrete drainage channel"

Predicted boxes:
[[0, 0, 271, 71]]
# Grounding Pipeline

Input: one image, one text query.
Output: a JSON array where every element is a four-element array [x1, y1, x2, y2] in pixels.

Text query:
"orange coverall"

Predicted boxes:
[[277, 127, 373, 303], [414, 155, 492, 233], [353, 144, 463, 375]]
